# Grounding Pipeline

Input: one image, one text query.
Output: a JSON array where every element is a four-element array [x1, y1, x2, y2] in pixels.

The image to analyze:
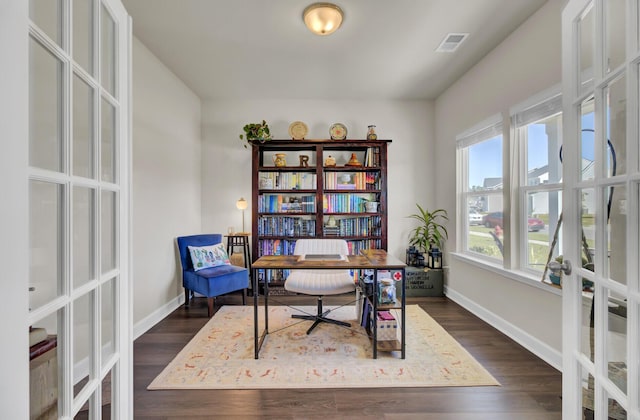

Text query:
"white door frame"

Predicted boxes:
[[0, 0, 132, 417], [0, 1, 30, 418], [562, 0, 639, 418]]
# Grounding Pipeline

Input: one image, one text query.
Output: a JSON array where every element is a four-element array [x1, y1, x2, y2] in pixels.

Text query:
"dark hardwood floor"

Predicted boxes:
[[133, 294, 562, 419]]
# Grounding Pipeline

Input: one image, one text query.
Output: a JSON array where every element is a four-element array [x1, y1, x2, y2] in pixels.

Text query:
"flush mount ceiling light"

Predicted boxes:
[[303, 3, 343, 36]]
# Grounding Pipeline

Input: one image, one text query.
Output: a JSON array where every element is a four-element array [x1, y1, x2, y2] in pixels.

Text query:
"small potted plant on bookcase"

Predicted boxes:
[[239, 120, 272, 148], [407, 204, 448, 266]]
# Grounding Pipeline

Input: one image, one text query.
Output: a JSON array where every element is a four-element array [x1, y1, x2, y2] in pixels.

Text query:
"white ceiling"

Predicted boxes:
[[122, 0, 549, 101]]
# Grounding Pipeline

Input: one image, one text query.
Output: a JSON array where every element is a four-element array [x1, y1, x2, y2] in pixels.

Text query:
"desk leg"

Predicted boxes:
[[401, 267, 406, 359], [253, 267, 259, 359], [373, 269, 378, 359], [264, 276, 269, 334]]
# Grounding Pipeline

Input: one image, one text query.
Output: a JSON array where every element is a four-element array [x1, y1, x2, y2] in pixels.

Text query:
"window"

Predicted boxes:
[[456, 87, 566, 286], [457, 115, 504, 261], [512, 89, 563, 276]]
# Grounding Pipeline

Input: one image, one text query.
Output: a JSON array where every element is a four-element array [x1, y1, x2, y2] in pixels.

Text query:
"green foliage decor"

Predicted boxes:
[[239, 120, 271, 148], [408, 204, 448, 252]]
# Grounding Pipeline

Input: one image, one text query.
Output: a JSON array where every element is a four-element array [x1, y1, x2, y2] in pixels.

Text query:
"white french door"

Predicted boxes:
[[562, 0, 639, 419], [1, 0, 131, 418]]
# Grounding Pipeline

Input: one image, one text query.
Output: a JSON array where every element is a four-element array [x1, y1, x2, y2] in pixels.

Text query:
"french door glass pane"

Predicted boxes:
[[606, 391, 627, 419], [29, 181, 63, 311], [29, 309, 62, 419], [606, 75, 626, 177], [29, 37, 63, 173], [101, 369, 113, 419], [527, 190, 562, 274], [73, 292, 92, 399], [580, 99, 595, 181], [604, 285, 627, 392], [101, 4, 116, 97], [101, 190, 116, 273], [73, 186, 95, 289], [101, 278, 115, 366], [73, 74, 94, 178], [607, 185, 626, 285], [29, 0, 62, 47], [579, 3, 595, 95], [581, 293, 595, 363], [101, 98, 115, 182], [605, 0, 625, 73], [582, 368, 595, 415], [72, 0, 94, 75], [580, 188, 596, 271]]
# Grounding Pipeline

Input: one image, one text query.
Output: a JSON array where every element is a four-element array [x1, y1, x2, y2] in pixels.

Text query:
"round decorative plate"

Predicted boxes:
[[288, 121, 308, 140], [329, 123, 347, 140]]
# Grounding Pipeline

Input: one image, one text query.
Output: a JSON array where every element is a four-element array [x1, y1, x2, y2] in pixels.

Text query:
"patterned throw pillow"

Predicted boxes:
[[188, 243, 231, 271]]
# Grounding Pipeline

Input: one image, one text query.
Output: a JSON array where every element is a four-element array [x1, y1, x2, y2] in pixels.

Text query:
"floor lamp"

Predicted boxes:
[[236, 197, 248, 234]]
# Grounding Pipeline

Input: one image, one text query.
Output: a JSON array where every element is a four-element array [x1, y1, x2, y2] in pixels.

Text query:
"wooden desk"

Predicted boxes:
[[252, 250, 406, 359]]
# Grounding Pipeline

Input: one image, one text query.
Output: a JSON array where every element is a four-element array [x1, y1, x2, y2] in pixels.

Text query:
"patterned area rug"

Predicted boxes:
[[148, 305, 499, 389]]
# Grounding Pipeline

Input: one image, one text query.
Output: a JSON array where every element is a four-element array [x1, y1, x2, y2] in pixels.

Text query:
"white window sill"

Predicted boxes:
[[449, 252, 562, 296]]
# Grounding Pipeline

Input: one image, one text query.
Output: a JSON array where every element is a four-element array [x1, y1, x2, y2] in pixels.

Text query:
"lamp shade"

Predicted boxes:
[[303, 3, 343, 36], [236, 197, 248, 210]]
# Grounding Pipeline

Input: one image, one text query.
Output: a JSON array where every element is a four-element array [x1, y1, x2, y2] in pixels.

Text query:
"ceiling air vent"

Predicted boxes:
[[436, 33, 469, 53]]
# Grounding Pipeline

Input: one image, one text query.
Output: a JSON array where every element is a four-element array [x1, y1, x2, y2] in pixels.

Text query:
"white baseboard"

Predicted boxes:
[[445, 286, 562, 372], [133, 293, 184, 340]]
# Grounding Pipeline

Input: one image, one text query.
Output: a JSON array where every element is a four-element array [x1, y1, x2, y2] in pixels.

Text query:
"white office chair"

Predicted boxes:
[[285, 239, 356, 334]]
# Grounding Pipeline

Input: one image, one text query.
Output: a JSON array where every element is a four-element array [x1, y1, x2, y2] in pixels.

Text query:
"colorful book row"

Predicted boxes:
[[323, 172, 380, 190], [258, 194, 315, 213], [324, 215, 382, 236], [258, 216, 316, 237], [257, 239, 298, 257], [323, 193, 376, 213], [259, 172, 316, 190], [346, 239, 382, 255]]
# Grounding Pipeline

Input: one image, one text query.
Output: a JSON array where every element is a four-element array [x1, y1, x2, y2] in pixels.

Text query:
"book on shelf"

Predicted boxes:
[[324, 172, 379, 190], [364, 147, 381, 168], [323, 226, 340, 236], [323, 193, 375, 213], [258, 216, 315, 236], [259, 194, 315, 213], [259, 172, 317, 190]]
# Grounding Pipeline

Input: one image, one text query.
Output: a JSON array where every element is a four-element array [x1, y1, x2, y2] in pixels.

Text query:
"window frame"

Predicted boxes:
[[456, 113, 505, 263], [511, 86, 564, 279], [455, 86, 566, 288]]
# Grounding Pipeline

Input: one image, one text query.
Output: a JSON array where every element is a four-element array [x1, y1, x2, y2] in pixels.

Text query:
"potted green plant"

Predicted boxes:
[[239, 120, 272, 148], [407, 204, 448, 254]]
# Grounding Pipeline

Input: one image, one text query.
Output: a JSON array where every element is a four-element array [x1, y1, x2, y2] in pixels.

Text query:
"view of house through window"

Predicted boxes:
[[514, 93, 563, 277], [457, 116, 503, 261], [457, 89, 603, 286]]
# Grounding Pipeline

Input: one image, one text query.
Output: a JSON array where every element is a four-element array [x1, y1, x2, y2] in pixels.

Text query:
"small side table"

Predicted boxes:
[[225, 233, 251, 273]]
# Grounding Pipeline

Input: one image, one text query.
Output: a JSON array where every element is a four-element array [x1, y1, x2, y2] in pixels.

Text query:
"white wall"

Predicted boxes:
[[200, 99, 434, 260], [435, 0, 564, 365], [131, 38, 202, 330]]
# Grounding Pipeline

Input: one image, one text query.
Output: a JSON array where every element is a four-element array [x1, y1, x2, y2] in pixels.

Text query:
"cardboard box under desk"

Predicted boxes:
[[398, 267, 444, 297], [370, 310, 399, 341]]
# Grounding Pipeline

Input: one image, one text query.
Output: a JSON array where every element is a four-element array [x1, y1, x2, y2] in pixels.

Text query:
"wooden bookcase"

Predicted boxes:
[[250, 139, 390, 288]]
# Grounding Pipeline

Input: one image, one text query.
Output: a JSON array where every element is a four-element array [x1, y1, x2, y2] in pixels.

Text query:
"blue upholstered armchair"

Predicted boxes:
[[176, 234, 249, 317]]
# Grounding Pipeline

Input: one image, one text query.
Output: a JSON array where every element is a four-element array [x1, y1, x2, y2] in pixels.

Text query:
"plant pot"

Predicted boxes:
[[549, 273, 562, 285]]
